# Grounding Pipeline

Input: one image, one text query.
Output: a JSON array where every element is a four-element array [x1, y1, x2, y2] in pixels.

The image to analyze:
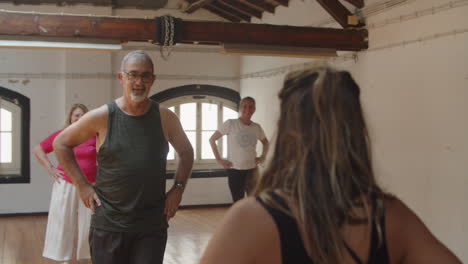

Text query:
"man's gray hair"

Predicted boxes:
[[120, 50, 154, 72]]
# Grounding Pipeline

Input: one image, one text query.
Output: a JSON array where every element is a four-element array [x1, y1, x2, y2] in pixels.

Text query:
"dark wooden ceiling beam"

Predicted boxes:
[[270, 0, 288, 7], [0, 11, 367, 51], [184, 0, 216, 14], [344, 0, 364, 9], [316, 0, 360, 28], [209, 1, 251, 22], [203, 5, 241, 22], [0, 11, 154, 41], [8, 0, 167, 9], [243, 0, 275, 13], [181, 22, 368, 51], [219, 0, 262, 19]]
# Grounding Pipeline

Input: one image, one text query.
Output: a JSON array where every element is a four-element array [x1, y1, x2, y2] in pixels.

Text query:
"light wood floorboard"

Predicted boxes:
[[0, 207, 227, 264]]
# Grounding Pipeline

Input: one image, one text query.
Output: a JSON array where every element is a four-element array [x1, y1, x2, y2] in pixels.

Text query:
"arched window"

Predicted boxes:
[[151, 85, 240, 170], [0, 86, 30, 183]]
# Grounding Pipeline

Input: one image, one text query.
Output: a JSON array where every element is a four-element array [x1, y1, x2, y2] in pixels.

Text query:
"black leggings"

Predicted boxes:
[[227, 168, 257, 202]]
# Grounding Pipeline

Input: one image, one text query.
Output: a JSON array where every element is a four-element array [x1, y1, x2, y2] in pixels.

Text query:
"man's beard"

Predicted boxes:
[[130, 93, 146, 102], [130, 86, 147, 102]]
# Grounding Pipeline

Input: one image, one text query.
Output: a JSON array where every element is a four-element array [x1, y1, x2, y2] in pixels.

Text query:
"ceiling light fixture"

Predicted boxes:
[[0, 37, 122, 51]]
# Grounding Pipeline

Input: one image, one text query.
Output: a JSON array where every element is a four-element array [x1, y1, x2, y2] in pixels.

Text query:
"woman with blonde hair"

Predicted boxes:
[[33, 103, 96, 263], [200, 68, 461, 264]]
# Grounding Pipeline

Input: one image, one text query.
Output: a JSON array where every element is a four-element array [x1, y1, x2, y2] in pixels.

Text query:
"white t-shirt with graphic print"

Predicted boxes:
[[218, 118, 266, 170]]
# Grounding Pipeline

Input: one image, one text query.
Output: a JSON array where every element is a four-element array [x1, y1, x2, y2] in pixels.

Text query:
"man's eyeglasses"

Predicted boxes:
[[123, 71, 155, 83]]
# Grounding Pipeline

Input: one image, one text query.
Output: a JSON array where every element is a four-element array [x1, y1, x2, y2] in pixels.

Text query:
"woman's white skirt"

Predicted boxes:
[[43, 180, 91, 261]]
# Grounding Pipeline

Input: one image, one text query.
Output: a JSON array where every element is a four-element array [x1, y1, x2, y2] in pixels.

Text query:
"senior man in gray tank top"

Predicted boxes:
[[53, 50, 194, 264]]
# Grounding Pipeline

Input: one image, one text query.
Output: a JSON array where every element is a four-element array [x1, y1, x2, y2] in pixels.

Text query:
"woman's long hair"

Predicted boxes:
[[64, 103, 88, 127], [255, 68, 384, 263]]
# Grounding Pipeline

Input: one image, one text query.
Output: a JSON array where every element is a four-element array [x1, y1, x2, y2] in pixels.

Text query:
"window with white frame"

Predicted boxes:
[[0, 97, 22, 176], [163, 95, 238, 170]]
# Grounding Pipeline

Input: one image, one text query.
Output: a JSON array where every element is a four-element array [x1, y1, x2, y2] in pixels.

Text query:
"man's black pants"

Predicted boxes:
[[89, 227, 167, 264]]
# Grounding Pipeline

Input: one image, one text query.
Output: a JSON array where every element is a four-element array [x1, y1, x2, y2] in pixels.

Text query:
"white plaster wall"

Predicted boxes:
[[111, 49, 240, 98], [350, 1, 468, 259], [166, 178, 232, 206], [241, 0, 468, 261], [0, 49, 67, 213], [0, 48, 115, 213], [62, 50, 114, 110], [0, 3, 115, 206]]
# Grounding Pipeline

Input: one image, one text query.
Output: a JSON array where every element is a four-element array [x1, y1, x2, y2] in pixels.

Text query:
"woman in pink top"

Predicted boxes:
[[33, 103, 96, 263]]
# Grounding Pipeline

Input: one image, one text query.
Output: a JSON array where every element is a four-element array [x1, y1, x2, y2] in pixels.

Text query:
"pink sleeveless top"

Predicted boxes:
[[40, 129, 97, 183]]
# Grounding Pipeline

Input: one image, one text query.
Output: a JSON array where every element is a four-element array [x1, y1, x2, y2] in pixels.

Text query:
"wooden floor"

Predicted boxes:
[[0, 207, 228, 264]]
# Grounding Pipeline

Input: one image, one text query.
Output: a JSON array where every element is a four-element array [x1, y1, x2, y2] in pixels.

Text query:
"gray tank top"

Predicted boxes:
[[91, 100, 169, 232]]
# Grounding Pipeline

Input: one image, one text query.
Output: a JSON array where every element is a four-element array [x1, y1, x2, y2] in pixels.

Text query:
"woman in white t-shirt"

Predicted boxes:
[[209, 97, 269, 202]]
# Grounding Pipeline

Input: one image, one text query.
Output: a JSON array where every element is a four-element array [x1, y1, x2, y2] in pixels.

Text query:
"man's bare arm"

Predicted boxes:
[[162, 108, 193, 184], [160, 107, 194, 219], [53, 105, 107, 212]]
